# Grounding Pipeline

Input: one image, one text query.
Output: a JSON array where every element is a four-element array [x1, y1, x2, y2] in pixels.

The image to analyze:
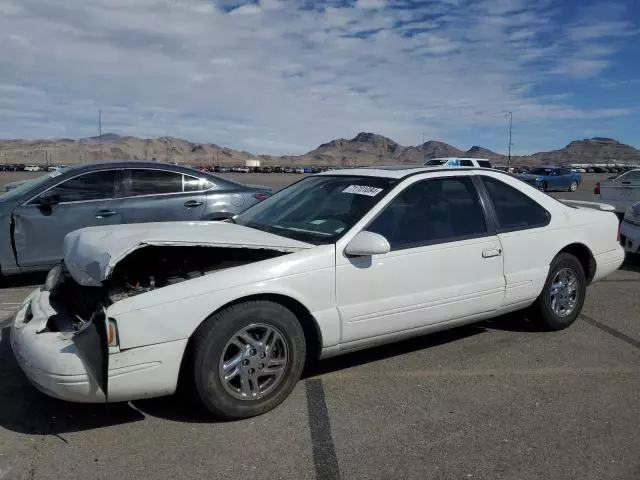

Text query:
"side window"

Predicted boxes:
[[128, 169, 183, 196], [477, 160, 492, 168], [367, 177, 487, 250], [482, 177, 550, 231], [184, 175, 216, 192], [617, 171, 640, 182], [41, 170, 116, 203], [460, 160, 474, 167]]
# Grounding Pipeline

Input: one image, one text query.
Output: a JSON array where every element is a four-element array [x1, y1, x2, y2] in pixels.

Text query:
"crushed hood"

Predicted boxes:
[[63, 221, 313, 286]]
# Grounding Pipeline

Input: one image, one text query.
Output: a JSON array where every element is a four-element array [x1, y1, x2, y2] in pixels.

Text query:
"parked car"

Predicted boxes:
[[11, 166, 623, 419], [0, 161, 271, 277], [4, 179, 35, 192], [620, 201, 640, 255], [424, 157, 492, 168], [236, 166, 250, 173], [593, 169, 640, 215], [294, 167, 305, 174], [283, 167, 293, 173], [261, 166, 273, 173], [516, 167, 582, 192], [25, 165, 41, 172]]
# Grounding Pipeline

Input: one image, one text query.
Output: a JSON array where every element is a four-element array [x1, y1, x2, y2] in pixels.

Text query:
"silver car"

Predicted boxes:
[[0, 161, 271, 277]]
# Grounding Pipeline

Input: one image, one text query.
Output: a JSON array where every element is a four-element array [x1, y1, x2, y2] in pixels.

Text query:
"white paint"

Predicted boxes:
[[11, 168, 625, 405]]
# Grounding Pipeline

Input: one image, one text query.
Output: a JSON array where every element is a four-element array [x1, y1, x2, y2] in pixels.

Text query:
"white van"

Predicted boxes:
[[424, 157, 492, 168]]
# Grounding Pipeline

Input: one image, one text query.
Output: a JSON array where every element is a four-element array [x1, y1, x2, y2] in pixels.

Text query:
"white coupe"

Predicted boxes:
[[12, 166, 624, 419]]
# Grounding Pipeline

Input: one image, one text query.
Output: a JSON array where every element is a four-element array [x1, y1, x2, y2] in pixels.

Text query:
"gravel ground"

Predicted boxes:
[[0, 170, 638, 480]]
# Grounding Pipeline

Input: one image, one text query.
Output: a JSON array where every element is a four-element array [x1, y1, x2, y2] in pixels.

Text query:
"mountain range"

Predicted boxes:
[[1, 133, 639, 166]]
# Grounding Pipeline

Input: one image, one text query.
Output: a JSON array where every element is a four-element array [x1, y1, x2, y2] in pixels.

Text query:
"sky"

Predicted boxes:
[[0, 0, 638, 155]]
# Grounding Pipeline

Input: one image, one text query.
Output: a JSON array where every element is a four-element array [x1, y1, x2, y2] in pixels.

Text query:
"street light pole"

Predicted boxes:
[[506, 111, 513, 169], [98, 109, 103, 161]]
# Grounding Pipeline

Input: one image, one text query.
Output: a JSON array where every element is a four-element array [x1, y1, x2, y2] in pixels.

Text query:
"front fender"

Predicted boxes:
[[106, 246, 338, 349]]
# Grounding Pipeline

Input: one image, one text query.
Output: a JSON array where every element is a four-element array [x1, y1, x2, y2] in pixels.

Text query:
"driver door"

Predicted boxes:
[[335, 176, 505, 343], [12, 169, 121, 270]]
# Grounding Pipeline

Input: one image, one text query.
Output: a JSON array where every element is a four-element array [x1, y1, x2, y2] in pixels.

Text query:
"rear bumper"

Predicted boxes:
[[620, 221, 640, 254], [591, 247, 625, 283], [11, 288, 187, 403]]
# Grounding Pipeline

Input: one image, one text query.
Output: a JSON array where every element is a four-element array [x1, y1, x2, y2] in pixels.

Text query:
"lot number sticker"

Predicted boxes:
[[342, 185, 383, 196]]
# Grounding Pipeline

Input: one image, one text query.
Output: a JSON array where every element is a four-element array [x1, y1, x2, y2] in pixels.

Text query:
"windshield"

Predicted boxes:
[[425, 159, 447, 166], [234, 176, 397, 244], [528, 168, 552, 176]]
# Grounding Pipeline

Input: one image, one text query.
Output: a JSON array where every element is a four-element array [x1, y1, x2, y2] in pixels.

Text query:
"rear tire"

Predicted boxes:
[[192, 300, 306, 420], [569, 181, 578, 192], [529, 253, 586, 330]]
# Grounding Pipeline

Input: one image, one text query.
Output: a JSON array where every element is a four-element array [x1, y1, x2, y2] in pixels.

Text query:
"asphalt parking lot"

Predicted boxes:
[[0, 171, 638, 480]]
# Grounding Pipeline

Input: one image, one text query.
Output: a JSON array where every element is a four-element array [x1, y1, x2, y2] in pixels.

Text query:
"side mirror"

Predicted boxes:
[[345, 231, 390, 257], [36, 192, 60, 207]]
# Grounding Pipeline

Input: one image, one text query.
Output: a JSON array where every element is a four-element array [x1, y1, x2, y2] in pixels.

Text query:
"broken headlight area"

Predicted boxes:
[[45, 245, 287, 333]]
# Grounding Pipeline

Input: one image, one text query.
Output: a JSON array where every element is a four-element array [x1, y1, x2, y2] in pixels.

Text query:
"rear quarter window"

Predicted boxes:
[[481, 176, 551, 231]]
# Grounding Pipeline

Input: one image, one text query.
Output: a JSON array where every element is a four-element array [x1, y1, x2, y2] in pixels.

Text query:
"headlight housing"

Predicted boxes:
[[44, 264, 62, 291]]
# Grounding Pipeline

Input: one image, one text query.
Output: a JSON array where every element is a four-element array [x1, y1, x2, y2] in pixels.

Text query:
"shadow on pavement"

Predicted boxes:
[[0, 326, 144, 437], [0, 310, 540, 430], [0, 272, 46, 289], [620, 255, 640, 274]]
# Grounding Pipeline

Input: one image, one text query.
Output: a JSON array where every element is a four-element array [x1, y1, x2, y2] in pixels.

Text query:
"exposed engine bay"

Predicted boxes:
[[46, 246, 287, 333]]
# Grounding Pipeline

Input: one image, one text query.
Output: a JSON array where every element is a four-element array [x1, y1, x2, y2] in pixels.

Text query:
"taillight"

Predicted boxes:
[[594, 182, 600, 195], [253, 193, 270, 201], [107, 319, 118, 347]]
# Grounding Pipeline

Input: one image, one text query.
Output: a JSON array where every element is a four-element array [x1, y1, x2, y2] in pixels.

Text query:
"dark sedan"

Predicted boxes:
[[0, 161, 271, 277], [516, 167, 582, 192]]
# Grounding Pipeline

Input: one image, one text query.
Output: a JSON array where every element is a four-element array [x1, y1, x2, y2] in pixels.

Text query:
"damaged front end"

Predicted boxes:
[[40, 246, 290, 398]]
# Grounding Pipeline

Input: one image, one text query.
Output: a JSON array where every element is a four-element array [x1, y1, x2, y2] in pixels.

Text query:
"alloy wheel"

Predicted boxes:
[[549, 268, 579, 318], [218, 323, 289, 400]]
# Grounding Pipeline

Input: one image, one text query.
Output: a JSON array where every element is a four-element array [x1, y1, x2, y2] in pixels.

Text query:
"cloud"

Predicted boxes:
[[355, 0, 387, 9], [0, 0, 636, 154]]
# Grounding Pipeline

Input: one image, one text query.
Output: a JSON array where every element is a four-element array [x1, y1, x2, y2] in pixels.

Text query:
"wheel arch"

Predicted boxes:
[[557, 242, 596, 284], [178, 293, 324, 383]]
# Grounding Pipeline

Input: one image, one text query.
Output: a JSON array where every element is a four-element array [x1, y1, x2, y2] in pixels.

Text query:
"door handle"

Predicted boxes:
[[95, 209, 117, 219], [184, 200, 204, 208], [482, 248, 502, 258]]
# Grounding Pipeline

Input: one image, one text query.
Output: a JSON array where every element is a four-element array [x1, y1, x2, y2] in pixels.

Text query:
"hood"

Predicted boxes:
[[63, 221, 313, 286], [517, 173, 544, 181], [245, 184, 272, 191]]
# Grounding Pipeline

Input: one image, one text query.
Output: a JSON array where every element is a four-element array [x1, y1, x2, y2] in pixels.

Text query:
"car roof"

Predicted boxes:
[[316, 165, 495, 179], [428, 157, 491, 161]]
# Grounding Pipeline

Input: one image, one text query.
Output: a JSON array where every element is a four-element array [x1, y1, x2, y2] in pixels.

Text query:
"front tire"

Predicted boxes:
[[538, 181, 547, 192], [192, 300, 306, 420], [529, 253, 586, 330]]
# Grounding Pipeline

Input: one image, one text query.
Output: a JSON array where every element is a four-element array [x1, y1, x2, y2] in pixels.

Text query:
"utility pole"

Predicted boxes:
[[98, 109, 103, 161], [506, 111, 513, 169]]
